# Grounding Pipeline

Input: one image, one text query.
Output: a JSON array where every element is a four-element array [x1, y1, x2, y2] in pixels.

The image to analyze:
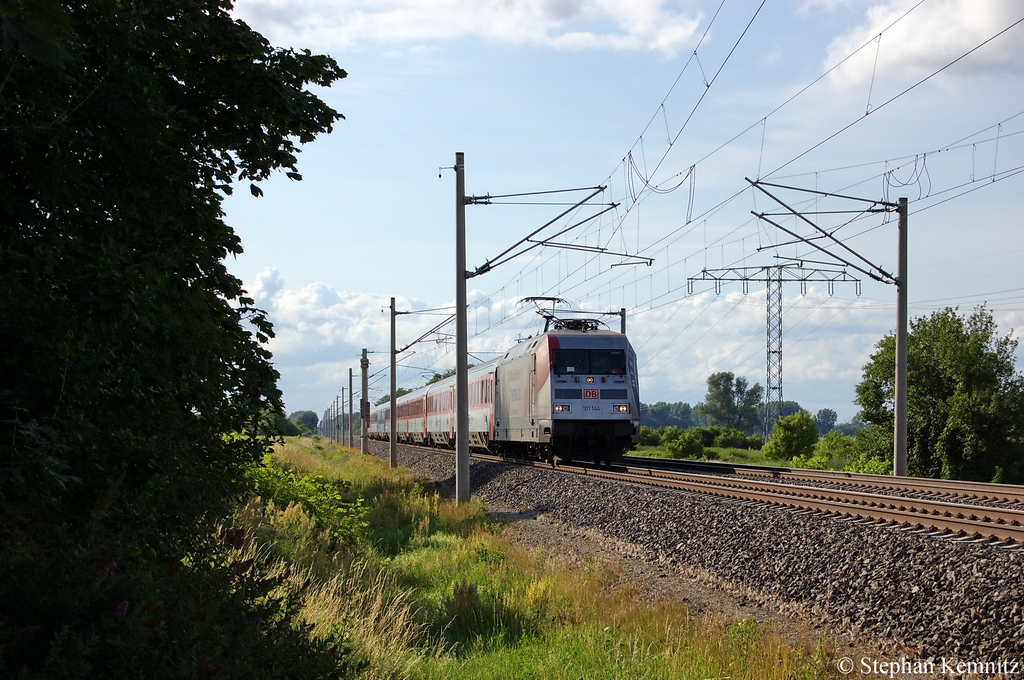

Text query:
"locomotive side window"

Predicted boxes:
[[553, 349, 626, 375]]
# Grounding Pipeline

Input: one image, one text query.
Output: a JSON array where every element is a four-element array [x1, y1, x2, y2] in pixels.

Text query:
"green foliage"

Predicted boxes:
[[814, 408, 838, 435], [249, 438, 835, 679], [659, 425, 683, 444], [789, 453, 831, 470], [638, 425, 661, 446], [788, 428, 893, 474], [843, 453, 893, 475], [763, 400, 805, 433], [0, 0, 75, 66], [696, 372, 764, 434], [712, 429, 752, 449], [664, 431, 703, 459], [1, 530, 359, 678], [247, 455, 367, 550], [636, 425, 762, 455], [0, 0, 346, 672], [271, 411, 302, 436], [288, 410, 319, 433], [834, 413, 867, 436], [687, 426, 760, 450], [640, 401, 693, 429], [424, 366, 473, 386], [763, 411, 819, 461], [376, 387, 413, 406], [815, 429, 857, 458], [856, 306, 1024, 481]]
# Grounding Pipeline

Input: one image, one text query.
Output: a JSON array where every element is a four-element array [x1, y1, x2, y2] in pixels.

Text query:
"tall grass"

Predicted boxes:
[[232, 436, 835, 679]]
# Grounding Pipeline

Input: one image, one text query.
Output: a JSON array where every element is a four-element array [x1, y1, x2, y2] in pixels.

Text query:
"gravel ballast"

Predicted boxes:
[[365, 441, 1024, 662]]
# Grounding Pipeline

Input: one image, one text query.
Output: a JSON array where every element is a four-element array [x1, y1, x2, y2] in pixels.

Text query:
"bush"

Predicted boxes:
[[815, 430, 857, 458], [659, 426, 682, 445], [688, 426, 721, 447], [665, 431, 704, 459], [852, 424, 893, 460], [686, 426, 759, 449], [638, 426, 661, 447], [246, 455, 367, 550], [712, 429, 752, 449], [844, 453, 893, 475], [763, 411, 819, 461], [789, 453, 830, 470]]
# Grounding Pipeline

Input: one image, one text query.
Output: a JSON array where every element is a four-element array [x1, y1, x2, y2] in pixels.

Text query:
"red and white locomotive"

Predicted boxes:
[[368, 319, 640, 461]]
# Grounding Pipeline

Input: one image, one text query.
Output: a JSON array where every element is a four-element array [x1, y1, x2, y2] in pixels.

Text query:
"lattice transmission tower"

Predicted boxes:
[[688, 264, 860, 437]]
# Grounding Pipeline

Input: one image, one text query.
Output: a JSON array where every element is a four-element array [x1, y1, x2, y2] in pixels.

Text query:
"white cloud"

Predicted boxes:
[[249, 269, 916, 418], [250, 267, 398, 355], [824, 0, 1024, 89], [232, 0, 702, 56]]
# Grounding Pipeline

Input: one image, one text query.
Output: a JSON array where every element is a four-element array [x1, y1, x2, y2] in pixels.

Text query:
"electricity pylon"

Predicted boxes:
[[688, 264, 861, 437]]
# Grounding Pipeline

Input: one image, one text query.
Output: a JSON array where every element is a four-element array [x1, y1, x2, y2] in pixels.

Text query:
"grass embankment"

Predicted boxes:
[[232, 436, 836, 679]]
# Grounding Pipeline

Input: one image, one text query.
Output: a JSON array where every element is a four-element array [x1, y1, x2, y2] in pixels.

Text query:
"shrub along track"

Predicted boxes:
[[363, 439, 1024, 662]]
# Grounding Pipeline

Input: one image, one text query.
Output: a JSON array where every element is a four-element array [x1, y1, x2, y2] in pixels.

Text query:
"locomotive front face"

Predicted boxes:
[[543, 331, 639, 459]]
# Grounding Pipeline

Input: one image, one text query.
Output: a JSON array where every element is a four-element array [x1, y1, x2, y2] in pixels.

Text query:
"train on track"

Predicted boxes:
[[368, 318, 640, 462]]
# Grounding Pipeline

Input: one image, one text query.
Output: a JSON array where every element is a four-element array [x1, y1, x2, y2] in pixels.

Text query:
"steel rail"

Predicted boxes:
[[378, 446, 1024, 544], [600, 465, 1024, 544], [624, 455, 1024, 505]]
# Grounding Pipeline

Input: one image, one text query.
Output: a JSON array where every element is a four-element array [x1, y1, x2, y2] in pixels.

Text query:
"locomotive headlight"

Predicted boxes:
[[554, 404, 571, 412], [613, 404, 630, 413], [586, 376, 595, 383]]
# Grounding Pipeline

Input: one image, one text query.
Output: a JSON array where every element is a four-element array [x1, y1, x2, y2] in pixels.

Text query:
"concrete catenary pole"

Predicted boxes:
[[360, 348, 369, 456], [894, 197, 908, 476], [455, 152, 470, 504], [619, 307, 626, 335], [348, 368, 354, 449], [390, 297, 398, 468]]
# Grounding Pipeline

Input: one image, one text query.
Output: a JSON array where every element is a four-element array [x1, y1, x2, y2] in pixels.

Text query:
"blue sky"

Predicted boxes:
[[225, 0, 1024, 422]]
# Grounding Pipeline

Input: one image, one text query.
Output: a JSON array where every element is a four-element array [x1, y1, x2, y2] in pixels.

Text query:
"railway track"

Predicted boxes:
[[376, 442, 1024, 546], [622, 455, 1024, 506], [606, 462, 1024, 546]]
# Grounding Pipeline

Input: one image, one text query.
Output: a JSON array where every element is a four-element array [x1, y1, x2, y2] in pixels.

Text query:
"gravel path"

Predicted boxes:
[[365, 441, 1024, 664]]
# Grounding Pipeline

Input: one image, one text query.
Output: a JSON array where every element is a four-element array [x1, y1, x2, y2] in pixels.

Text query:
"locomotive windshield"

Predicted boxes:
[[553, 349, 626, 375]]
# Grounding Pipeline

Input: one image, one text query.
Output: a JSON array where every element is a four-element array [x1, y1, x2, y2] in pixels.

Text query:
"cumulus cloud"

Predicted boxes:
[[233, 0, 702, 56], [248, 268, 912, 417], [631, 288, 895, 411], [251, 267, 405, 356], [823, 0, 1024, 89]]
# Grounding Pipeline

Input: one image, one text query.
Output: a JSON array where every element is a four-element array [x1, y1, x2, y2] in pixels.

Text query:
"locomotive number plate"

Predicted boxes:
[[583, 389, 599, 399]]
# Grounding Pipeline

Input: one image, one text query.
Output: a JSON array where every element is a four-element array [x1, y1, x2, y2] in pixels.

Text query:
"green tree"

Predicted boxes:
[[855, 307, 1024, 482], [640, 401, 693, 429], [762, 400, 803, 433], [834, 413, 867, 436], [1, 0, 348, 672], [289, 410, 319, 433], [696, 372, 763, 434], [376, 387, 413, 405], [274, 413, 302, 436], [763, 411, 819, 461], [815, 408, 838, 435]]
